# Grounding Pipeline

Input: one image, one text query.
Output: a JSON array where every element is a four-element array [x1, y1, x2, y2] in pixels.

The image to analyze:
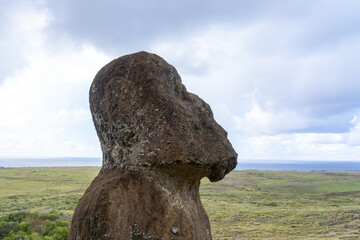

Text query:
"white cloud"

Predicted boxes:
[[347, 122, 360, 146], [44, 107, 91, 125], [152, 22, 360, 116], [2, 0, 360, 161], [0, 2, 110, 157], [0, 43, 109, 126], [233, 103, 308, 135], [151, 21, 360, 161], [0, 128, 100, 157], [237, 133, 354, 161], [0, 1, 51, 67]]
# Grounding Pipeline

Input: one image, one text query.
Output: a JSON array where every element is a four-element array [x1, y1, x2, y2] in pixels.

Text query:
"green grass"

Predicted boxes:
[[0, 167, 99, 222], [0, 168, 359, 239], [202, 171, 360, 239]]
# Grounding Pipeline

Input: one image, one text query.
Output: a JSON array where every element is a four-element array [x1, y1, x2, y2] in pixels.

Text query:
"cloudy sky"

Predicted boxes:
[[1, 0, 360, 161]]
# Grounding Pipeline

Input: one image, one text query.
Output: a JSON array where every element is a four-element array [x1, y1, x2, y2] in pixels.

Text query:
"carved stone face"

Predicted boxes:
[[90, 51, 237, 181]]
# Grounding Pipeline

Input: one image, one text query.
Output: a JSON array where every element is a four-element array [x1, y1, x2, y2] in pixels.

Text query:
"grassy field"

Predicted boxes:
[[0, 167, 359, 239]]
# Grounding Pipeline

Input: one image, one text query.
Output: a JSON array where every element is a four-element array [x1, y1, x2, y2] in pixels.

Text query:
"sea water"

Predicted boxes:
[[0, 157, 360, 171], [0, 157, 102, 168], [237, 160, 360, 171]]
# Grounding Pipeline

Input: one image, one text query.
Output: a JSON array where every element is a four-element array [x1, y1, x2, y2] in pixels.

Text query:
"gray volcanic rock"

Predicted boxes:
[[89, 51, 237, 181], [69, 51, 237, 240]]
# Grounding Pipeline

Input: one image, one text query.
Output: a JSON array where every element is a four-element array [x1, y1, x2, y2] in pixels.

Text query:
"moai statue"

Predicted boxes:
[[69, 51, 237, 240]]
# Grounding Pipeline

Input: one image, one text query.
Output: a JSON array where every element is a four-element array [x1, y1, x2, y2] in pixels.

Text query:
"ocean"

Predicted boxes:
[[0, 157, 102, 168], [0, 157, 360, 171], [237, 160, 360, 171]]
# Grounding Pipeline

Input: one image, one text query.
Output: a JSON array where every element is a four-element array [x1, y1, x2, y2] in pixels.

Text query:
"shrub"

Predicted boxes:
[[0, 212, 60, 224], [28, 219, 44, 233], [0, 222, 20, 239], [0, 212, 69, 240]]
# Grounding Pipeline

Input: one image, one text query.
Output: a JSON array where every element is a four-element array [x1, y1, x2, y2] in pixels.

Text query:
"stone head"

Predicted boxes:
[[90, 51, 237, 181]]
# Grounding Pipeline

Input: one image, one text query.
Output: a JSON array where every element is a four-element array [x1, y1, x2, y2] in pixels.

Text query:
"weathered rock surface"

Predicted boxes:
[[69, 51, 237, 240]]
